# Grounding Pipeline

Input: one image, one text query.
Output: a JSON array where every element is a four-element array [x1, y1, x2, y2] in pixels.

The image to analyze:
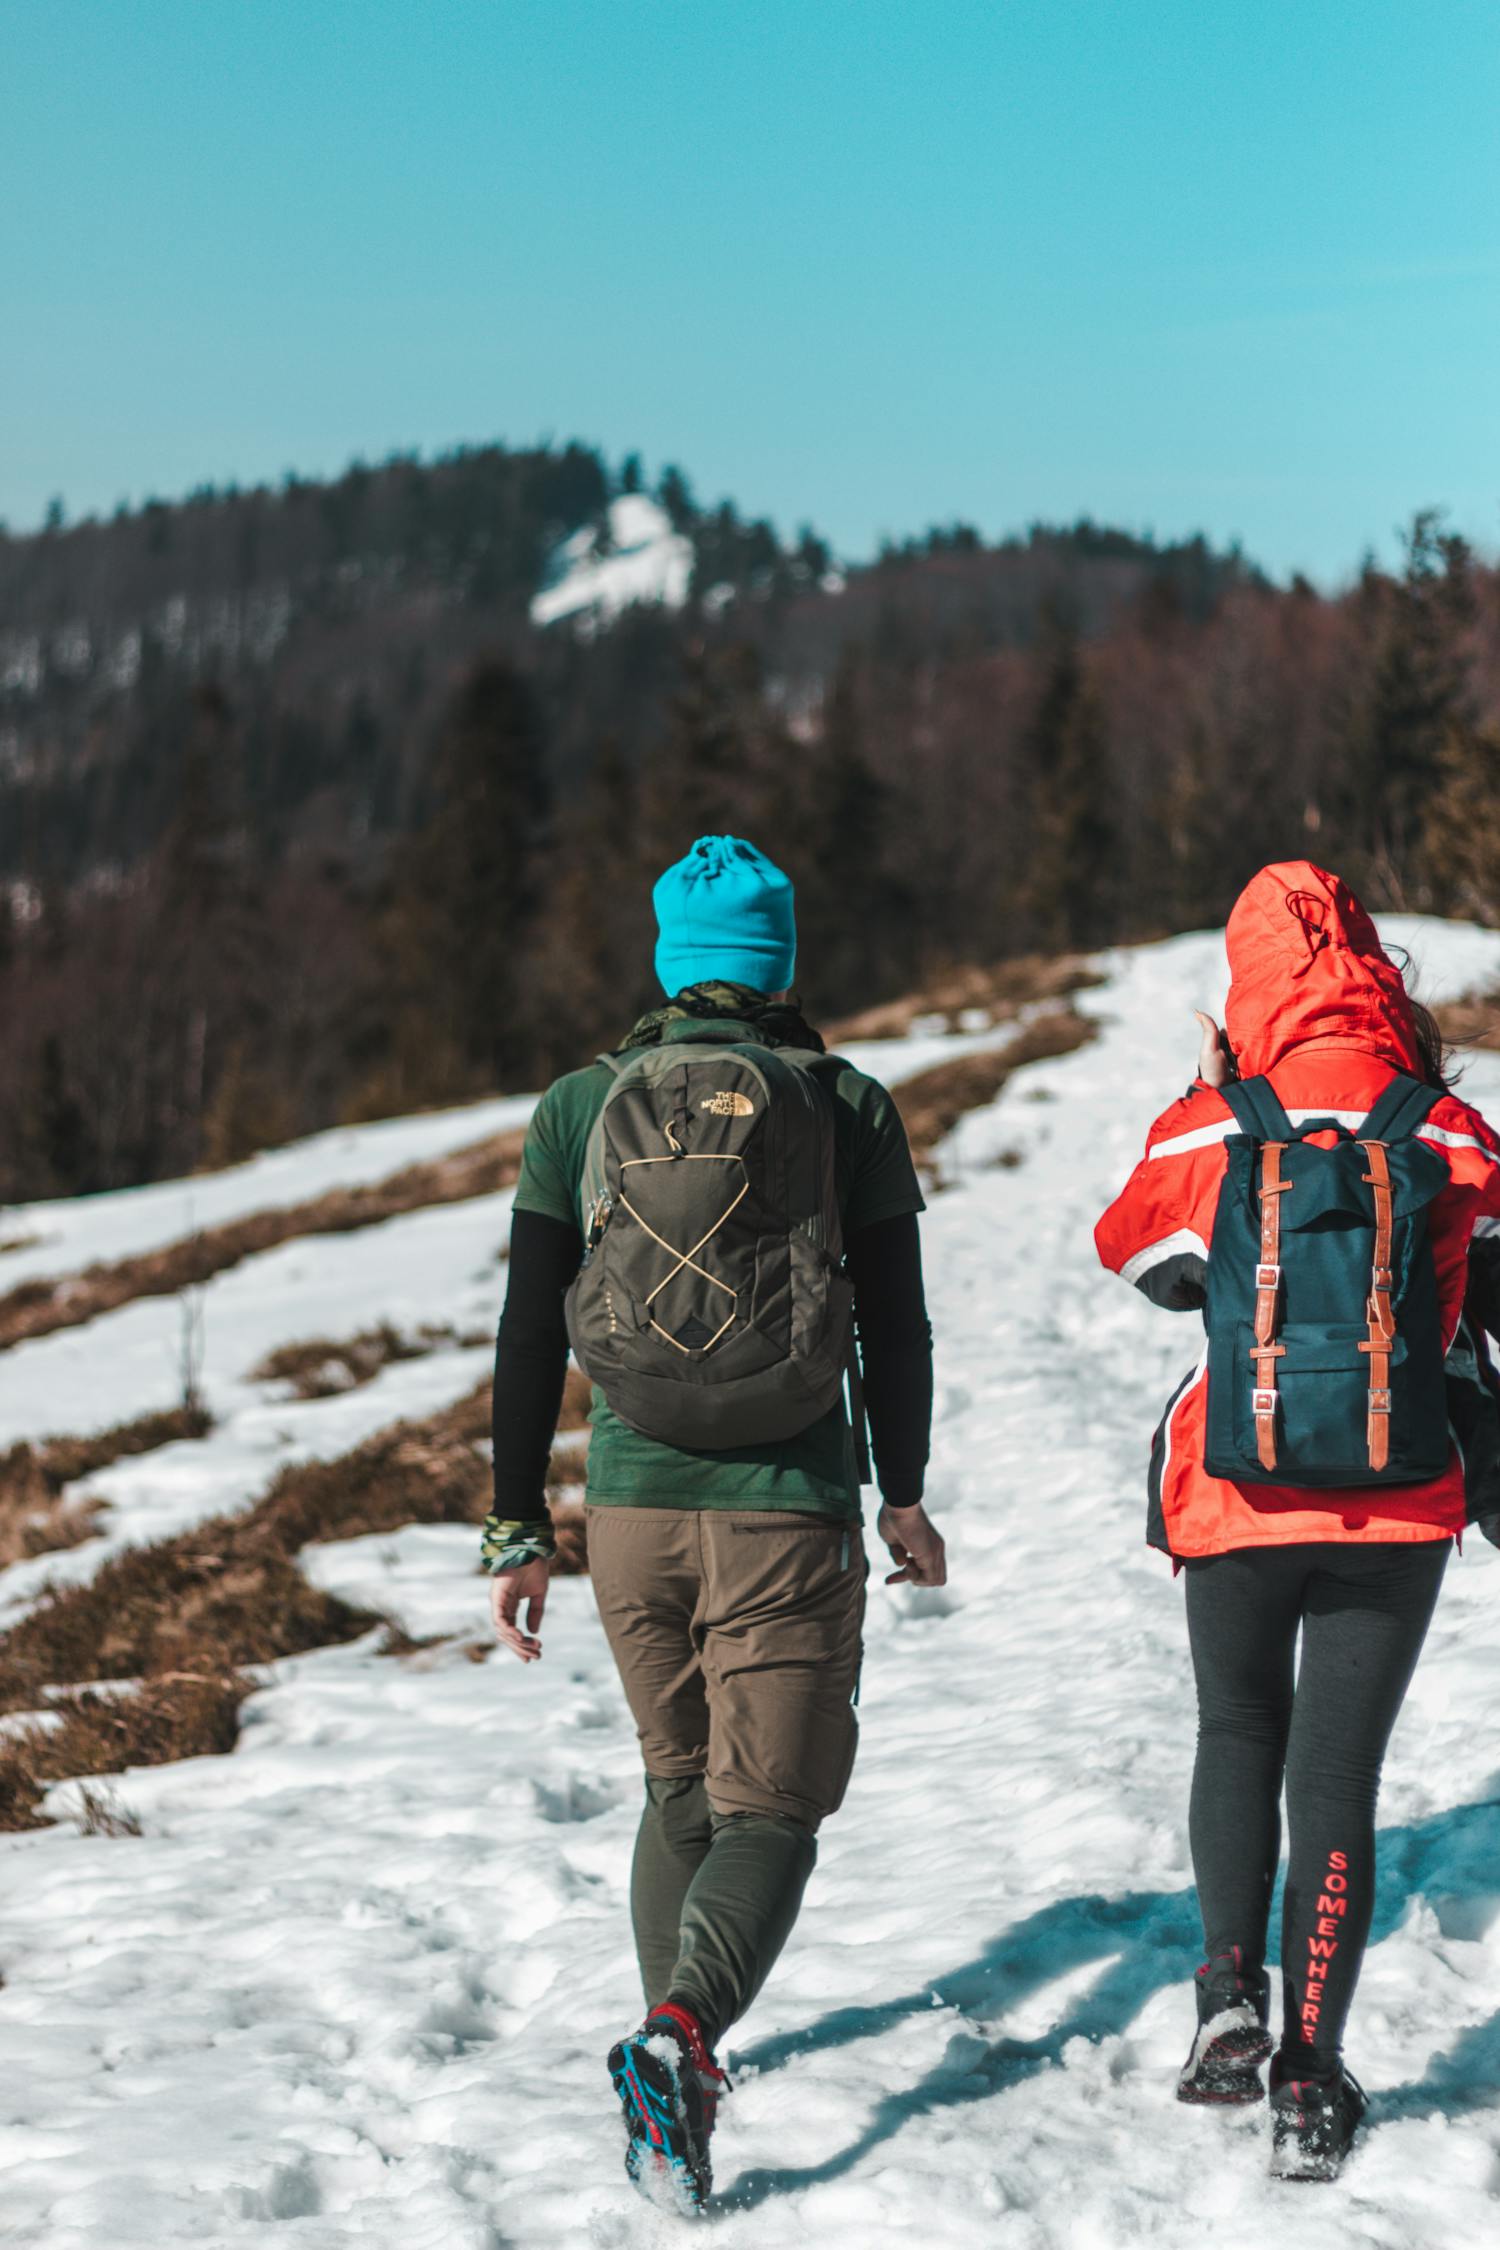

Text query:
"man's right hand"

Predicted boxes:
[[489, 1557, 551, 1661], [878, 1501, 947, 1587]]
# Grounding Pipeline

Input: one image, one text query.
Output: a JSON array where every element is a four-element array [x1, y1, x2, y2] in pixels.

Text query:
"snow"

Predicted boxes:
[[0, 1091, 539, 1296], [3, 918, 1500, 2247], [530, 494, 693, 630]]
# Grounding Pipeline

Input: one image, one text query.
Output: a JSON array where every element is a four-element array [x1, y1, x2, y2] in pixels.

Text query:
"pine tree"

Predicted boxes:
[[531, 738, 654, 1069], [637, 644, 774, 871], [1347, 514, 1475, 895], [1419, 719, 1500, 923], [657, 465, 696, 531], [789, 656, 908, 1010], [1021, 629, 1119, 950], [148, 683, 269, 1169], [35, 1039, 95, 1206], [384, 660, 551, 1094]]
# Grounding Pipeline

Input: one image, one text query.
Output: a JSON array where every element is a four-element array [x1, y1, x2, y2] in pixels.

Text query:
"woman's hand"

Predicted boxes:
[[1194, 1011, 1232, 1089]]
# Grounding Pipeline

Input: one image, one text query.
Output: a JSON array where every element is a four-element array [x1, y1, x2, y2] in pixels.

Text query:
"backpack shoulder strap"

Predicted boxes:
[[1358, 1072, 1442, 1144], [1217, 1075, 1294, 1141]]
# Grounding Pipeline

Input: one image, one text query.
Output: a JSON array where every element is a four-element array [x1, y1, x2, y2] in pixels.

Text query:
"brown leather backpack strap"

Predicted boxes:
[[1250, 1142, 1290, 1471], [1357, 1139, 1397, 1471]]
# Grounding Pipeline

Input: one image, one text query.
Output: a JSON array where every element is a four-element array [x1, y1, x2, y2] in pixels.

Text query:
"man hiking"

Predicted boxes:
[[483, 833, 942, 2214]]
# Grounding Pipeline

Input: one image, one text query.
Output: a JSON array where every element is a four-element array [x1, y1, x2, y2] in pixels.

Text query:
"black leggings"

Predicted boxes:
[[1183, 1539, 1449, 2072]]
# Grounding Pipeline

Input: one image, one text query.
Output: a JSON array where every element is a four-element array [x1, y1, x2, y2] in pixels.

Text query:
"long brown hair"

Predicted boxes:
[[1386, 943, 1457, 1089], [1409, 997, 1456, 1092]]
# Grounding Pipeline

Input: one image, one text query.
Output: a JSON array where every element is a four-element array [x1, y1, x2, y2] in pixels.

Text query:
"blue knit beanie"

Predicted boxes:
[[652, 835, 797, 998]]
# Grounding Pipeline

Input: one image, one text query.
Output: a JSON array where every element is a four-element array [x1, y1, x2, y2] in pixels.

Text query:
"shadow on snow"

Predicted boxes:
[[717, 1789, 1500, 2211]]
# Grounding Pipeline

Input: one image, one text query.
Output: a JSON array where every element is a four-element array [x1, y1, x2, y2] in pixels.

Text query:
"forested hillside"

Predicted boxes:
[[1, 441, 1496, 1202]]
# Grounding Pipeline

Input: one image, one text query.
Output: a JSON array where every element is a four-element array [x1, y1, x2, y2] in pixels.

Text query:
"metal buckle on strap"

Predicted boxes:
[[1371, 1265, 1393, 1291], [1369, 1388, 1392, 1414], [1252, 1388, 1278, 1416], [1254, 1263, 1282, 1291]]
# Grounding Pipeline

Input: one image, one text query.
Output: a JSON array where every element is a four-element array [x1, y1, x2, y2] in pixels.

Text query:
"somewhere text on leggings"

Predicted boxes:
[[1300, 1847, 1349, 2042]]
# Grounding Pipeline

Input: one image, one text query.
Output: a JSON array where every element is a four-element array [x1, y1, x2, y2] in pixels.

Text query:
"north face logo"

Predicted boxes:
[[701, 1091, 754, 1117]]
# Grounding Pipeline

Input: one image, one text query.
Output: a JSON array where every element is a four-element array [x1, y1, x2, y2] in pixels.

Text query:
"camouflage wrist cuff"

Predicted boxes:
[[480, 1514, 557, 1572]]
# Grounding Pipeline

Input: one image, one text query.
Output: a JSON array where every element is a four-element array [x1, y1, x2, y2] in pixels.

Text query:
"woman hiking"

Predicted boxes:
[[1096, 861, 1500, 2182]]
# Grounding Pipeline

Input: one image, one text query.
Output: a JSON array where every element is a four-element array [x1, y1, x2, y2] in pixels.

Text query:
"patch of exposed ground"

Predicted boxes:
[[251, 1320, 487, 1399], [0, 1404, 214, 1569], [1437, 987, 1500, 1056], [827, 954, 1104, 1043], [3, 1676, 253, 1834], [0, 1492, 105, 1573], [893, 1006, 1098, 1177], [0, 1127, 526, 1356], [0, 1374, 589, 1830]]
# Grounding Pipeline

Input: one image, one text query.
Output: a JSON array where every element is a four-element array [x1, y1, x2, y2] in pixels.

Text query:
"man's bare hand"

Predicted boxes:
[[878, 1501, 947, 1587], [489, 1557, 551, 1661], [1194, 1010, 1232, 1089]]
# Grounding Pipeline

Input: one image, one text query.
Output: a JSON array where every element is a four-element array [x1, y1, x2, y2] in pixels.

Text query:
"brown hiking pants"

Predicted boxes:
[[586, 1506, 866, 1830]]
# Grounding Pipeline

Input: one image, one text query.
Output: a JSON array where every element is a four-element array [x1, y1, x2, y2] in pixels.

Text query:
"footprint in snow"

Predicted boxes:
[[888, 1584, 961, 1621], [417, 1988, 500, 2048], [531, 1774, 625, 1824]]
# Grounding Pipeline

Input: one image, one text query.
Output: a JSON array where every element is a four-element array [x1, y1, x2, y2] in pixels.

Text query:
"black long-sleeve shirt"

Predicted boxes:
[[491, 1208, 933, 1520]]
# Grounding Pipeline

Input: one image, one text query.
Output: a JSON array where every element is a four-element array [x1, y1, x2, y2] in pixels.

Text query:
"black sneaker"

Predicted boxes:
[[1176, 1948, 1274, 2105], [1269, 2062, 1368, 2182], [608, 2001, 728, 2216]]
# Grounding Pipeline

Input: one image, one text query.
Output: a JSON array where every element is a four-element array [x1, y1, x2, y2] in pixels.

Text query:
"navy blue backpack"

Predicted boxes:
[[1203, 1073, 1452, 1488]]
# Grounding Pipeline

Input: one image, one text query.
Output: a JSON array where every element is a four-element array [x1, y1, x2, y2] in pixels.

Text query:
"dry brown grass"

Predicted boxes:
[[558, 1365, 593, 1430], [550, 1505, 589, 1576], [0, 1675, 250, 1831], [1437, 988, 1500, 1056], [252, 1381, 495, 1554], [0, 1125, 526, 1356], [71, 1782, 147, 1837], [827, 955, 1104, 1044], [0, 1541, 373, 1722], [252, 1321, 463, 1399], [0, 1403, 214, 1569], [0, 1368, 590, 1828], [893, 1006, 1098, 1171], [0, 1492, 105, 1572]]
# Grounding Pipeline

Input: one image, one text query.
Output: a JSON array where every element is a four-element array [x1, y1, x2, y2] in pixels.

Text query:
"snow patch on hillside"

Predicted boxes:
[[3, 918, 1500, 2248], [530, 493, 692, 629], [0, 1092, 539, 1298]]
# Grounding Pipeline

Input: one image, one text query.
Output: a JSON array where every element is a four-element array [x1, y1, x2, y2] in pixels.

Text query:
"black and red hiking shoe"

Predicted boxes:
[[1176, 1948, 1274, 2105], [1269, 2059, 1368, 2181], [608, 2001, 729, 2216]]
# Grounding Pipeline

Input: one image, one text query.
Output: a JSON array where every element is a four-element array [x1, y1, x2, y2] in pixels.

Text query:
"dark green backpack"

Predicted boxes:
[[564, 1040, 854, 1449], [1203, 1074, 1451, 1487]]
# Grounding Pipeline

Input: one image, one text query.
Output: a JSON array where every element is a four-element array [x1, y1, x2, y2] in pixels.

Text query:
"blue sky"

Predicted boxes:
[[3, 0, 1497, 582]]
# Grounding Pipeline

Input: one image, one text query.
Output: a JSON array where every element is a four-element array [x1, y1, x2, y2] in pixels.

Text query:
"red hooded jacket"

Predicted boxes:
[[1096, 863, 1500, 1558]]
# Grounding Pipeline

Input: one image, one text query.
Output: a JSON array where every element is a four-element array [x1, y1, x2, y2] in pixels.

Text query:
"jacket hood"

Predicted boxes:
[[1222, 861, 1419, 1079]]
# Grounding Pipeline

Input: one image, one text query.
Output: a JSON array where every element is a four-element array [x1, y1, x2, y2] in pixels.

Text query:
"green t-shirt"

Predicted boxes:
[[513, 1028, 925, 1518]]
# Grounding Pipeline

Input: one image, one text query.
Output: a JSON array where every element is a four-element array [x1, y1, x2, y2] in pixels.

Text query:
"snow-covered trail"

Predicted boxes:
[[4, 922, 1500, 2249]]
